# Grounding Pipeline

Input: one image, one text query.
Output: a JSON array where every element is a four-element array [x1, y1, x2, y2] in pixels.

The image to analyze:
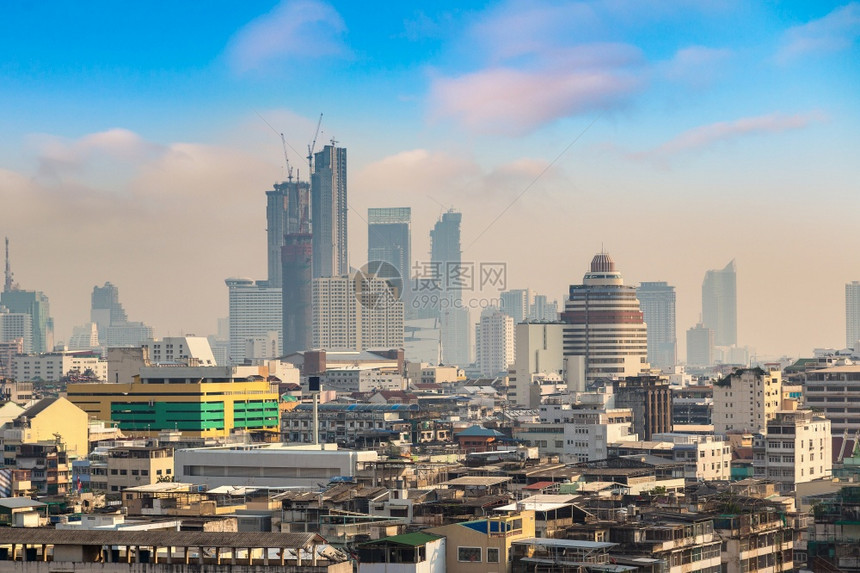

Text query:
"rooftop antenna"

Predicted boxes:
[[4, 237, 14, 293]]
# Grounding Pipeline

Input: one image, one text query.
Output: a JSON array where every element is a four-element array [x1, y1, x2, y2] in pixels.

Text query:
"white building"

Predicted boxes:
[[312, 273, 404, 351], [225, 277, 282, 365], [753, 408, 832, 492], [174, 443, 378, 488], [712, 367, 782, 435], [563, 252, 649, 387], [13, 350, 107, 382], [142, 336, 217, 366], [652, 433, 732, 481], [0, 307, 32, 353], [475, 306, 514, 377], [244, 331, 279, 362], [67, 323, 99, 351], [512, 322, 565, 407], [322, 367, 404, 393]]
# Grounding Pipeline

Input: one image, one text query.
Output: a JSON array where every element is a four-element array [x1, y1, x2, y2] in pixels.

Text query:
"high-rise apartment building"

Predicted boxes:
[[368, 207, 411, 286], [686, 323, 714, 367], [475, 306, 514, 377], [636, 281, 677, 370], [562, 252, 648, 386], [0, 306, 32, 353], [312, 272, 403, 351], [430, 210, 470, 367], [702, 260, 737, 347], [753, 409, 831, 493], [311, 144, 348, 278], [226, 278, 282, 365], [847, 281, 860, 349], [500, 289, 531, 323], [512, 322, 565, 406], [529, 294, 559, 322], [266, 180, 310, 288]]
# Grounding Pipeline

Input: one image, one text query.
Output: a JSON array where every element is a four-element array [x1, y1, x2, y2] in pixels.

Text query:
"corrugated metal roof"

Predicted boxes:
[[0, 530, 324, 548]]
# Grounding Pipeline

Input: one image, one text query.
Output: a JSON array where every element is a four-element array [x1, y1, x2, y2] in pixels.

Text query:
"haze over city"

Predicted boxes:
[[1, 1, 858, 359]]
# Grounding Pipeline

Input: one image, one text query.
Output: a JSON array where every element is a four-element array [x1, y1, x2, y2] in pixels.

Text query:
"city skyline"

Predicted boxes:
[[0, 1, 857, 358]]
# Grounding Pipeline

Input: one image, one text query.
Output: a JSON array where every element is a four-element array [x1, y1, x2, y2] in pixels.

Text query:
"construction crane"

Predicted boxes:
[[307, 113, 323, 176], [279, 133, 294, 182]]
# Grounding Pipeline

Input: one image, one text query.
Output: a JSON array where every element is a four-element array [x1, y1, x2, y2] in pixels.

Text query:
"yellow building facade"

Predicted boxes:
[[426, 511, 535, 573]]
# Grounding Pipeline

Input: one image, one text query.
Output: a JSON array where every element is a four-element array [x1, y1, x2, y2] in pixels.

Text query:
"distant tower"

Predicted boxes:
[[311, 144, 348, 278], [475, 306, 514, 377], [367, 207, 411, 286], [282, 233, 313, 355], [848, 281, 860, 349], [266, 179, 310, 288], [430, 210, 470, 367], [702, 260, 737, 347], [500, 289, 531, 323], [686, 323, 714, 367], [562, 252, 649, 385], [226, 278, 282, 365], [4, 237, 14, 293], [637, 281, 677, 370]]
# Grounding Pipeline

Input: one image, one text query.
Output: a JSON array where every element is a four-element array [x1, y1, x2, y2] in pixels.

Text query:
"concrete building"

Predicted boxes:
[[175, 443, 378, 488], [12, 350, 106, 383], [562, 252, 649, 387], [312, 273, 403, 351], [612, 375, 672, 441], [266, 179, 310, 289], [0, 289, 52, 353], [312, 144, 348, 279], [319, 368, 404, 393], [67, 365, 279, 438], [803, 364, 860, 433], [848, 281, 860, 349], [702, 259, 737, 347], [282, 233, 313, 355], [512, 322, 565, 407], [358, 532, 445, 573], [475, 306, 514, 377], [226, 278, 282, 365], [712, 367, 783, 435], [0, 307, 32, 353], [528, 294, 558, 322], [686, 322, 714, 367], [651, 433, 731, 481], [143, 336, 216, 366], [282, 403, 417, 447], [753, 408, 832, 492], [636, 281, 677, 370], [106, 445, 174, 493], [0, 397, 89, 464], [499, 289, 531, 324]]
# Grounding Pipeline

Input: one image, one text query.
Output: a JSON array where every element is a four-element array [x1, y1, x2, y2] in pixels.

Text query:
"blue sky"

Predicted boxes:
[[1, 0, 858, 357]]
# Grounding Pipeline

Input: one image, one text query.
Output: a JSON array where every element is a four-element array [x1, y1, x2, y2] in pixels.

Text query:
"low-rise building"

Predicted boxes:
[[106, 445, 174, 493]]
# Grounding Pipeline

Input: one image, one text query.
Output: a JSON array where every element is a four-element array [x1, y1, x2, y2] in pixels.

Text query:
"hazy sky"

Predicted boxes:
[[0, 1, 858, 360]]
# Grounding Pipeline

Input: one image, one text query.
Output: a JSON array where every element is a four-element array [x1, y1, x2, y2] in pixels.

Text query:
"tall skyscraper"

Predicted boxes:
[[636, 281, 677, 370], [847, 281, 860, 349], [266, 179, 310, 288], [226, 278, 282, 365], [282, 233, 313, 355], [529, 294, 559, 322], [90, 282, 152, 348], [1, 239, 53, 353], [562, 252, 648, 386], [702, 260, 737, 347], [312, 272, 403, 351], [430, 209, 471, 367], [368, 207, 411, 285], [311, 143, 348, 278], [475, 306, 514, 377]]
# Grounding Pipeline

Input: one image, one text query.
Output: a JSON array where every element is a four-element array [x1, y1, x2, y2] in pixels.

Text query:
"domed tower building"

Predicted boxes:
[[562, 252, 649, 389]]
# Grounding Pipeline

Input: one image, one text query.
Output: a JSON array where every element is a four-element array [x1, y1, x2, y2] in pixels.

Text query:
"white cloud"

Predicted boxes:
[[226, 0, 348, 73], [777, 2, 860, 62], [661, 46, 732, 88], [630, 111, 826, 161]]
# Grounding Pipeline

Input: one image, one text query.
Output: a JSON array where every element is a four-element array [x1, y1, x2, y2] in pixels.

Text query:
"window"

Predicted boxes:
[[458, 547, 481, 563], [487, 548, 500, 563]]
